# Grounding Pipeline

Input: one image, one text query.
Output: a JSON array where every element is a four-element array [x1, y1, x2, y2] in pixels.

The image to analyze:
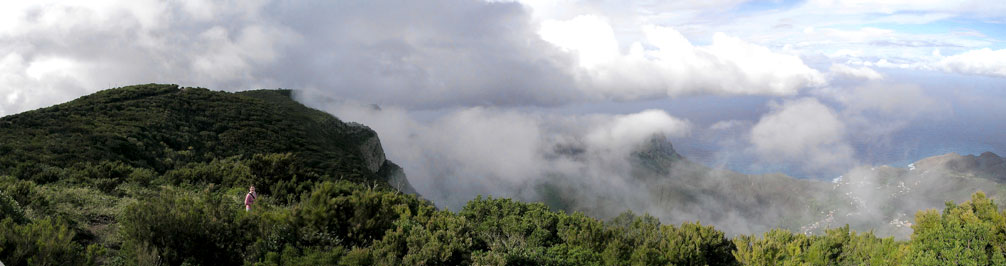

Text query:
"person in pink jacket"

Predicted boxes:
[[245, 185, 257, 211]]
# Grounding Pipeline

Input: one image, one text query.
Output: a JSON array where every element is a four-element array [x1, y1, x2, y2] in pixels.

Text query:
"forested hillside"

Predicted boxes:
[[1, 84, 1005, 265]]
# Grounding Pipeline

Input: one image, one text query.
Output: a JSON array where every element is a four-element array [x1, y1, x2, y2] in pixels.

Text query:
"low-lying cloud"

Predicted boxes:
[[299, 95, 692, 210], [749, 98, 856, 173]]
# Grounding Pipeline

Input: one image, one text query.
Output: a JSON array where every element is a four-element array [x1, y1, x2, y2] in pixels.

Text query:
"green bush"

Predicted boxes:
[[0, 217, 100, 266], [68, 161, 144, 194], [246, 153, 318, 203], [461, 196, 561, 253], [118, 188, 255, 265], [0, 189, 27, 224], [367, 210, 474, 265], [161, 156, 252, 187], [907, 192, 1006, 265], [0, 176, 50, 218], [294, 181, 431, 248]]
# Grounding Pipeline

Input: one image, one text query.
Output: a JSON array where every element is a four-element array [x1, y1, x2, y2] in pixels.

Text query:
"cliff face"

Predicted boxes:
[[346, 122, 387, 174], [345, 121, 418, 194]]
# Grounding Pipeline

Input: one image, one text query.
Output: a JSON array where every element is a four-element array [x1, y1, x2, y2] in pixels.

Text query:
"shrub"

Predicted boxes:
[[0, 190, 27, 224], [368, 211, 474, 265], [0, 217, 99, 266], [119, 188, 255, 265], [294, 181, 431, 248], [0, 176, 50, 217]]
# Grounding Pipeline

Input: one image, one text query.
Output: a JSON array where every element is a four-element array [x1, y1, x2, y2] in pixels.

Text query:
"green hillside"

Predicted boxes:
[[0, 84, 402, 185], [1, 84, 1005, 265]]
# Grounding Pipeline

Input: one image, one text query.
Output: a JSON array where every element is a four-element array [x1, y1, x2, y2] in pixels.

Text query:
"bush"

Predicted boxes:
[[461, 196, 561, 253], [907, 192, 1006, 265], [0, 176, 50, 218], [161, 156, 252, 187], [0, 189, 27, 224], [732, 225, 905, 266], [367, 210, 474, 265], [68, 161, 144, 194], [294, 181, 431, 248], [246, 153, 319, 203], [118, 188, 255, 265], [0, 217, 100, 266]]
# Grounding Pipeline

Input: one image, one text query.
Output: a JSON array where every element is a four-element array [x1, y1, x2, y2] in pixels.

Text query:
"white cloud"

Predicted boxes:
[[0, 0, 298, 115], [0, 0, 850, 117], [585, 109, 691, 156], [539, 15, 826, 99], [936, 48, 1006, 78], [708, 120, 752, 132], [855, 48, 1006, 79], [538, 15, 620, 68], [803, 0, 1006, 17], [811, 83, 950, 148], [829, 64, 883, 80], [0, 0, 585, 116], [750, 98, 856, 171]]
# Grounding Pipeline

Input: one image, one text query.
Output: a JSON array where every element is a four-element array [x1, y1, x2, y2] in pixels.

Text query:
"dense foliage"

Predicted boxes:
[[0, 84, 383, 184], [2, 85, 1005, 265]]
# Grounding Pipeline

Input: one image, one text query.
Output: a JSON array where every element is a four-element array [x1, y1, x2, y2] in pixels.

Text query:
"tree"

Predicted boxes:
[[906, 192, 1006, 265]]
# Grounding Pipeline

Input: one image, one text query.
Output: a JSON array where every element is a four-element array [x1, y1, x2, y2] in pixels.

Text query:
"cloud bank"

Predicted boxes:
[[936, 48, 1006, 78], [539, 15, 827, 99], [0, 0, 833, 117]]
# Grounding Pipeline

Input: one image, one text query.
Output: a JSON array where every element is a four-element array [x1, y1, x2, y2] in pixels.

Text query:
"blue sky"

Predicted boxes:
[[1, 0, 1005, 206]]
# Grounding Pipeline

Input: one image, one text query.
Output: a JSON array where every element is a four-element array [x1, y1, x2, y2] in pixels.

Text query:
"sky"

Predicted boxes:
[[2, 0, 1006, 209]]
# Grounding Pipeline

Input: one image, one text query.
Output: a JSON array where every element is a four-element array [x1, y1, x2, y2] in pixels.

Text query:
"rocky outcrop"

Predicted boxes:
[[344, 122, 387, 174], [344, 121, 419, 194]]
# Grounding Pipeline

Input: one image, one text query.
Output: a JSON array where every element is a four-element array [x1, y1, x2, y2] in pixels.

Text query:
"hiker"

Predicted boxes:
[[245, 185, 257, 211]]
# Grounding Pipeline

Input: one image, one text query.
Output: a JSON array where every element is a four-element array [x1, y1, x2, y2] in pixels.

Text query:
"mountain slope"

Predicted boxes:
[[532, 134, 837, 234], [0, 84, 415, 193], [534, 134, 1006, 237]]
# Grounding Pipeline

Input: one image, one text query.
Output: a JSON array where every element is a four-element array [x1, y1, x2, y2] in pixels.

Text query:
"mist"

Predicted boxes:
[[295, 78, 1006, 238], [299, 97, 690, 210]]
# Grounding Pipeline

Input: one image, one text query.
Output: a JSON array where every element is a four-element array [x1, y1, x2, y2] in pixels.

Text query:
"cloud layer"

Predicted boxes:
[[539, 15, 827, 99], [0, 0, 839, 117]]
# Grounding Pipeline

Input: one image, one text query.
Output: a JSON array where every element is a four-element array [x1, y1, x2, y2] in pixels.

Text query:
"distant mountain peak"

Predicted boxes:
[[629, 134, 687, 175]]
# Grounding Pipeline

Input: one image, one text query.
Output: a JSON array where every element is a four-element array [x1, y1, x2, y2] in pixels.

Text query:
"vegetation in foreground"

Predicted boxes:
[[3, 163, 1005, 265]]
